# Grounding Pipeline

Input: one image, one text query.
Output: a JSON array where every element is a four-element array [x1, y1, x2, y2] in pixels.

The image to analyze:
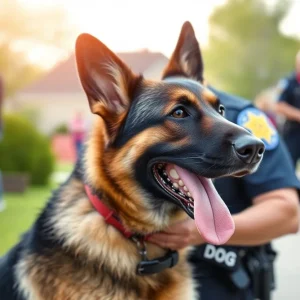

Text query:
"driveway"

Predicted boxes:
[[273, 232, 300, 299]]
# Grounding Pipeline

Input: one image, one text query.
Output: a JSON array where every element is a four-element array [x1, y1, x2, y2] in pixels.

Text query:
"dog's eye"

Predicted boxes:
[[218, 104, 226, 117], [171, 107, 189, 118]]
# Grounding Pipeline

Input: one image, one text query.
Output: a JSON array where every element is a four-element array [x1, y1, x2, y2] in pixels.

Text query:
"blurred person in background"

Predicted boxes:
[[0, 75, 5, 212], [149, 22, 300, 300], [255, 89, 278, 128], [69, 111, 87, 159], [275, 50, 300, 167]]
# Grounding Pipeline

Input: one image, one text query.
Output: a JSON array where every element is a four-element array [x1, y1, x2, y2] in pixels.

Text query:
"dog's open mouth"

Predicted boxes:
[[153, 163, 195, 217], [153, 163, 235, 245]]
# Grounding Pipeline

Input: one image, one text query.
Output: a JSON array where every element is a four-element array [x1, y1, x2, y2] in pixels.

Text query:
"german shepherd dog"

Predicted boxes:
[[0, 22, 264, 300]]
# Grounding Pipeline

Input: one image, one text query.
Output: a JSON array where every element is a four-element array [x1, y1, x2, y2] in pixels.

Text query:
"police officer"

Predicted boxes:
[[149, 22, 300, 300], [275, 50, 300, 167]]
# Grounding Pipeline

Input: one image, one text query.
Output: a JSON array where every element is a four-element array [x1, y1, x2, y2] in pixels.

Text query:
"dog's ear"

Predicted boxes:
[[162, 21, 204, 82], [75, 33, 139, 116]]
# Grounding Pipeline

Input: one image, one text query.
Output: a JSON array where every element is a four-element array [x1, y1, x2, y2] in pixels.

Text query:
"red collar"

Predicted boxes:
[[85, 185, 150, 240]]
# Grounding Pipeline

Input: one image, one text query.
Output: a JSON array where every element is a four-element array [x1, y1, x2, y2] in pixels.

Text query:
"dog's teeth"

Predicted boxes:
[[163, 171, 167, 177], [183, 186, 188, 192], [172, 189, 176, 192], [166, 177, 171, 182], [179, 192, 184, 196], [162, 180, 166, 185], [178, 180, 184, 186], [187, 192, 191, 197], [173, 183, 179, 189], [169, 168, 179, 179]]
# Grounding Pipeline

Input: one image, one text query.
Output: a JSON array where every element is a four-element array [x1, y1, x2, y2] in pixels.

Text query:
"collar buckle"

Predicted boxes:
[[132, 235, 147, 261]]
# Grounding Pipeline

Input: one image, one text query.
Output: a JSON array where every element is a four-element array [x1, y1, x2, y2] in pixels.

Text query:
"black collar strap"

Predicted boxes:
[[137, 250, 179, 275], [132, 236, 179, 275]]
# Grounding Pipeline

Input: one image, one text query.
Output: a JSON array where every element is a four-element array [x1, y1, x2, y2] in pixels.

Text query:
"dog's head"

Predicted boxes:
[[75, 23, 264, 244]]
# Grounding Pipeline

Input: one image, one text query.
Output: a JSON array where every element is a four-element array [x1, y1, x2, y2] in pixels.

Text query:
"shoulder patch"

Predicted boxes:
[[237, 108, 279, 150]]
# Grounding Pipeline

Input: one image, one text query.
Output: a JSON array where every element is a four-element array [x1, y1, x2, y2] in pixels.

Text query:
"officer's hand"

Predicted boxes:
[[148, 218, 205, 250]]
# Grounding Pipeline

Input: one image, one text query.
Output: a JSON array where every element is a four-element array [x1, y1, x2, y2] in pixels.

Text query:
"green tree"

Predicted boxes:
[[203, 0, 300, 100], [0, 0, 74, 96]]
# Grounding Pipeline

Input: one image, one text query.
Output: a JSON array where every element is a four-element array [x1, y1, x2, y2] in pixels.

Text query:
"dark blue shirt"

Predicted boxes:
[[277, 73, 300, 132], [190, 88, 300, 266]]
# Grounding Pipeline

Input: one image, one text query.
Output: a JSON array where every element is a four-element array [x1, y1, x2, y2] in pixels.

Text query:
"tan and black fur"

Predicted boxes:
[[0, 22, 264, 300]]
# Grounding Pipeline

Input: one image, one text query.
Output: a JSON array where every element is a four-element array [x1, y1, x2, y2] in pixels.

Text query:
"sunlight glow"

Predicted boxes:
[[19, 0, 227, 68], [18, 0, 299, 69]]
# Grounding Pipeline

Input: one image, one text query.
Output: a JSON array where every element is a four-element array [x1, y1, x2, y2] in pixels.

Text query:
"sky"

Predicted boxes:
[[19, 0, 300, 69]]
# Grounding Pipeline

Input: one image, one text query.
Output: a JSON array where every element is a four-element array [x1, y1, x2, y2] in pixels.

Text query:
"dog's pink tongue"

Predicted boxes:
[[174, 165, 235, 245]]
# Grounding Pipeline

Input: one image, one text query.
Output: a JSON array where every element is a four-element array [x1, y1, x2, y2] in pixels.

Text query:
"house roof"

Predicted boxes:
[[22, 50, 168, 94]]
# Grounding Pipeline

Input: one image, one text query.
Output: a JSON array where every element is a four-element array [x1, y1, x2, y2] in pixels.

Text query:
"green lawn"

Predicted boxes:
[[0, 186, 52, 255], [55, 161, 74, 173], [0, 162, 73, 255]]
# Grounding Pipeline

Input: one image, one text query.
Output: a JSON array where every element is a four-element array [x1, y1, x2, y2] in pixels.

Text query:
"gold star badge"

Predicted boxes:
[[238, 108, 279, 150], [243, 112, 274, 143]]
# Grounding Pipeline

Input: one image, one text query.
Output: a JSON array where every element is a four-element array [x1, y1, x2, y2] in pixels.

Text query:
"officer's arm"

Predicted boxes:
[[148, 189, 299, 249], [275, 101, 300, 122], [227, 188, 299, 246]]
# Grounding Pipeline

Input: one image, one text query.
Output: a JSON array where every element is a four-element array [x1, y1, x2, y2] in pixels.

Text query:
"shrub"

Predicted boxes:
[[52, 123, 69, 135], [0, 114, 54, 185], [31, 135, 55, 185]]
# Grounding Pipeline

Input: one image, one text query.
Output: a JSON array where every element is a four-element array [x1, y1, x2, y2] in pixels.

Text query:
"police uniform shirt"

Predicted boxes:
[[190, 87, 300, 268], [277, 73, 300, 132]]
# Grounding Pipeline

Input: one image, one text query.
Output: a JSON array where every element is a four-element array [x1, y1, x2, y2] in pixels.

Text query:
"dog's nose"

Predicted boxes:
[[233, 136, 265, 164]]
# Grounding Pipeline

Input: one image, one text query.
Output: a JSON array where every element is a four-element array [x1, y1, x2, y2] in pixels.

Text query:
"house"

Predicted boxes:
[[9, 50, 168, 134]]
